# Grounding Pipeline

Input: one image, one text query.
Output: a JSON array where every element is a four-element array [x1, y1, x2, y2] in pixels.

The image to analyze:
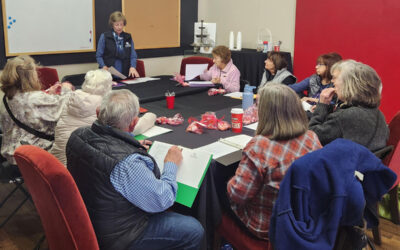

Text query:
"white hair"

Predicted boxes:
[[81, 69, 112, 96], [98, 89, 140, 129]]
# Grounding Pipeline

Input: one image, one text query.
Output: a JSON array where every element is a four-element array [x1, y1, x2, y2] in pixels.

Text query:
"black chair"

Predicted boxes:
[[61, 73, 86, 87], [0, 135, 31, 228]]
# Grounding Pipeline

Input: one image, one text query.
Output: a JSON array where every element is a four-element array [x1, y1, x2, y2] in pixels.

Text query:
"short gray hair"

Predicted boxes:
[[98, 90, 140, 129], [331, 60, 381, 108], [81, 69, 112, 96]]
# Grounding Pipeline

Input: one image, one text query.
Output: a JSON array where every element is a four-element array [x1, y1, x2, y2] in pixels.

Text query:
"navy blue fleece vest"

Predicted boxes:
[[103, 30, 132, 77], [66, 121, 160, 250]]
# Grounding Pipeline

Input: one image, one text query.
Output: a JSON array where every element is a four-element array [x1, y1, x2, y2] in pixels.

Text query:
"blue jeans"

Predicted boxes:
[[130, 211, 204, 250]]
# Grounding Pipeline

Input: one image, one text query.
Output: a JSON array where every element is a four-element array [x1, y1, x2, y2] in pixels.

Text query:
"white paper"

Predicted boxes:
[[141, 126, 172, 138], [197, 141, 238, 159], [245, 122, 258, 130], [224, 91, 243, 99], [122, 77, 160, 85], [108, 66, 127, 79], [185, 64, 208, 81], [188, 81, 213, 86], [219, 134, 252, 150], [148, 141, 212, 188], [302, 101, 313, 111]]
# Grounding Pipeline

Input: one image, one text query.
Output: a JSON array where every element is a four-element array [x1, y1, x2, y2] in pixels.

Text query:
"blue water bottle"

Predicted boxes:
[[242, 84, 256, 110]]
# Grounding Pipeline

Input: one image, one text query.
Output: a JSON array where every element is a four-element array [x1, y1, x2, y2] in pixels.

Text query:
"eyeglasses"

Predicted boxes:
[[316, 63, 326, 67]]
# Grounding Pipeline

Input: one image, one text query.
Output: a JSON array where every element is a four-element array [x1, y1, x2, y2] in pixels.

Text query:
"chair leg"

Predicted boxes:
[[389, 186, 400, 224], [371, 226, 381, 245], [33, 235, 46, 250], [0, 194, 30, 228]]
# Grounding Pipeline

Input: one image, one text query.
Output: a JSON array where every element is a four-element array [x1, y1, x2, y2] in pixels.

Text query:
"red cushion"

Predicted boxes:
[[14, 145, 99, 250], [217, 213, 272, 250], [37, 67, 59, 90], [136, 59, 146, 77], [180, 56, 214, 76]]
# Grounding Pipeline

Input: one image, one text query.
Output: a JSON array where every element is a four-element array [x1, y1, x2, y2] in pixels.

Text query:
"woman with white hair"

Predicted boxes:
[[50, 69, 156, 165], [309, 60, 388, 151]]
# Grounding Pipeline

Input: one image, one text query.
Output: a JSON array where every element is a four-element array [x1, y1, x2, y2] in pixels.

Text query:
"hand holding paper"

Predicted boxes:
[[164, 145, 183, 166]]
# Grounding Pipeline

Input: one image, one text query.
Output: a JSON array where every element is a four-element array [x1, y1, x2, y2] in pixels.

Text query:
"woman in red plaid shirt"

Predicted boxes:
[[226, 83, 322, 240]]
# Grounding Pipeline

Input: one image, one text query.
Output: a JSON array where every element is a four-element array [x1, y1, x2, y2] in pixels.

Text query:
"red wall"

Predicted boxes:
[[294, 0, 400, 122]]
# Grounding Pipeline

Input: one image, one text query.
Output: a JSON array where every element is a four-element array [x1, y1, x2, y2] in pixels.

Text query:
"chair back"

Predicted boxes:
[[37, 67, 59, 90], [388, 141, 400, 188], [14, 145, 99, 250], [384, 111, 400, 165], [136, 59, 146, 77], [180, 56, 214, 76]]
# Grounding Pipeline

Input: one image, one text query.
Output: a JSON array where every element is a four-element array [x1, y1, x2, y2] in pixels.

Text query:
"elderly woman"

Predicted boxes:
[[199, 45, 240, 93], [96, 11, 139, 78], [50, 69, 156, 165], [309, 60, 388, 152], [0, 55, 73, 165], [226, 83, 322, 240], [259, 51, 296, 87]]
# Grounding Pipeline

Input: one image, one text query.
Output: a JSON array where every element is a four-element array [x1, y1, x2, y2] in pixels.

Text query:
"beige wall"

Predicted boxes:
[[198, 0, 297, 55]]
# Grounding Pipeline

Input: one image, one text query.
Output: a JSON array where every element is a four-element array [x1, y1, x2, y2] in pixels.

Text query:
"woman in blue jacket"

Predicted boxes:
[[289, 52, 342, 104], [96, 11, 139, 78]]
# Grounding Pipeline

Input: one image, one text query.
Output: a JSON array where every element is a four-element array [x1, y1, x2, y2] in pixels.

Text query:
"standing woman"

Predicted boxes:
[[199, 45, 240, 93], [96, 11, 139, 78], [259, 51, 296, 87]]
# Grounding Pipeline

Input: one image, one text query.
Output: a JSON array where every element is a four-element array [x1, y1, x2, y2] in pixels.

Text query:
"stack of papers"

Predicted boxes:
[[196, 134, 253, 166], [224, 92, 257, 99], [244, 122, 258, 130], [185, 64, 208, 81], [121, 77, 160, 85], [134, 126, 172, 140], [188, 81, 214, 87]]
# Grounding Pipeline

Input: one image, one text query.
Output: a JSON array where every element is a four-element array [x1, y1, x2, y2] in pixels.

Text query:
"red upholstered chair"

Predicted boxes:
[[37, 67, 59, 90], [215, 213, 273, 250], [14, 145, 99, 250], [136, 59, 146, 77], [179, 56, 214, 76]]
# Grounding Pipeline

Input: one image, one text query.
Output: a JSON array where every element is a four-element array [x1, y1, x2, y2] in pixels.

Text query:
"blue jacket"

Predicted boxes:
[[269, 139, 396, 250]]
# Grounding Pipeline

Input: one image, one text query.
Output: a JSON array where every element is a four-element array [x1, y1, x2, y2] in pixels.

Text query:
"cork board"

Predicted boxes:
[[122, 0, 180, 49]]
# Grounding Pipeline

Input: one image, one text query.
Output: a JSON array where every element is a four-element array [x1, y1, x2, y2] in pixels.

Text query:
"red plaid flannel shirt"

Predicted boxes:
[[227, 130, 322, 240]]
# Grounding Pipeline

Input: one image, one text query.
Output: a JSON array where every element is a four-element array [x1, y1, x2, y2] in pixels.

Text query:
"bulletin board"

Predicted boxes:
[[2, 0, 95, 56], [122, 0, 180, 49]]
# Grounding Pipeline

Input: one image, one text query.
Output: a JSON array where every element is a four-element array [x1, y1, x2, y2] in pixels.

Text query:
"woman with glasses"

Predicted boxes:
[[289, 52, 342, 104], [259, 51, 296, 87]]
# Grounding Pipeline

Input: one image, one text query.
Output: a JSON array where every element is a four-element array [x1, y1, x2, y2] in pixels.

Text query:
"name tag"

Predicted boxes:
[[125, 42, 131, 48]]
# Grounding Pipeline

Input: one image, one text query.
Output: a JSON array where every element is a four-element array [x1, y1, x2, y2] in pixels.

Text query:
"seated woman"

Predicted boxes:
[[50, 69, 156, 165], [0, 55, 74, 165], [259, 51, 296, 87], [309, 60, 388, 152], [199, 45, 240, 93], [226, 83, 322, 240], [289, 52, 342, 103]]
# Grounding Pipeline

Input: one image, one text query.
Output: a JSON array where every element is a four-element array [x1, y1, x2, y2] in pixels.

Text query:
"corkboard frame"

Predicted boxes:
[[122, 0, 180, 49]]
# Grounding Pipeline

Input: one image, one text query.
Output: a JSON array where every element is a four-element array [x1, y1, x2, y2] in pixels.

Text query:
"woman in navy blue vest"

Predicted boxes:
[[96, 11, 139, 78]]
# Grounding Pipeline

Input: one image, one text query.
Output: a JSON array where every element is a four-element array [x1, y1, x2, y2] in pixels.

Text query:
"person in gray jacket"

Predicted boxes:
[[309, 59, 388, 152]]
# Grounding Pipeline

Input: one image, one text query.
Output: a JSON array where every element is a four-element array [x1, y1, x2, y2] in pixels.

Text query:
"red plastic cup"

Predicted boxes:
[[274, 45, 280, 52], [231, 108, 244, 133], [166, 95, 175, 109]]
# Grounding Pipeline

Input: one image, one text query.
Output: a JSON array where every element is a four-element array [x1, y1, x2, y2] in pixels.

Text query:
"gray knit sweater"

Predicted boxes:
[[309, 103, 388, 152]]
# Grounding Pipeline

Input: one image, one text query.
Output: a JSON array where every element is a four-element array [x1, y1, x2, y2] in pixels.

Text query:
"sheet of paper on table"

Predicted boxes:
[[197, 134, 252, 166], [224, 92, 257, 100], [244, 122, 258, 130], [188, 81, 214, 87], [121, 77, 160, 84], [185, 64, 208, 81], [134, 126, 172, 140], [108, 66, 127, 79]]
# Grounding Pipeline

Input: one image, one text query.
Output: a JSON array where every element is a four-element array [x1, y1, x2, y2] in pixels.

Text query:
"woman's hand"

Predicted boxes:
[[319, 88, 336, 104], [301, 97, 319, 103], [61, 82, 75, 91], [129, 67, 140, 78], [211, 77, 221, 84], [102, 66, 109, 71], [46, 82, 62, 95]]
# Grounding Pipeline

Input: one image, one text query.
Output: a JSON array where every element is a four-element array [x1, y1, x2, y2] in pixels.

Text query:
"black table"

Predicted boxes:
[[231, 49, 292, 87], [115, 76, 211, 104]]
